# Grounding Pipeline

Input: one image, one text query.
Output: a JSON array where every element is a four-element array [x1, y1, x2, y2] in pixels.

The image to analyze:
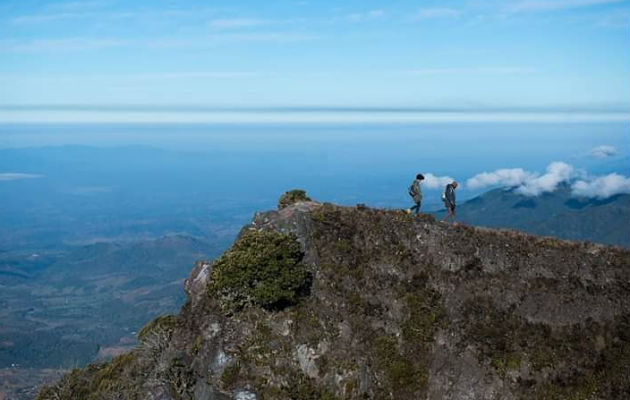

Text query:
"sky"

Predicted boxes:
[[1, 0, 629, 113]]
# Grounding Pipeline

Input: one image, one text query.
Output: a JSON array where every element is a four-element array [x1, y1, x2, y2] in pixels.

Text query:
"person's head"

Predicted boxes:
[[416, 174, 425, 180], [452, 181, 458, 189]]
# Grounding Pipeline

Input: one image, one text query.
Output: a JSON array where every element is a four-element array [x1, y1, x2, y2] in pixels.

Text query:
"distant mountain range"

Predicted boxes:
[[433, 184, 629, 247], [0, 235, 221, 399]]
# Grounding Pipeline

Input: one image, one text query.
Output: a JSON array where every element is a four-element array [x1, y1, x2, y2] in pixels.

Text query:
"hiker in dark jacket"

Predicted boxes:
[[406, 174, 424, 215], [440, 181, 458, 224]]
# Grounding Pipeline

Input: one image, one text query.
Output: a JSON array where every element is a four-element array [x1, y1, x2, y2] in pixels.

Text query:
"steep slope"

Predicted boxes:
[[435, 185, 629, 247], [37, 199, 630, 400]]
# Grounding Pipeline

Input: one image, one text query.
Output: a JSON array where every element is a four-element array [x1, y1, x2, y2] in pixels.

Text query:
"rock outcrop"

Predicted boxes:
[[37, 199, 630, 400]]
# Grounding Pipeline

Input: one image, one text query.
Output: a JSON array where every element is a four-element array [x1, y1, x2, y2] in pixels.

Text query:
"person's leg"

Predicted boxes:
[[446, 206, 456, 223], [440, 206, 451, 222], [412, 201, 421, 214]]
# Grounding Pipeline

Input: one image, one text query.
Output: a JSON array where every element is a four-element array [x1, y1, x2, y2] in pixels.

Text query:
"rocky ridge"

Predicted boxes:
[[37, 198, 630, 400]]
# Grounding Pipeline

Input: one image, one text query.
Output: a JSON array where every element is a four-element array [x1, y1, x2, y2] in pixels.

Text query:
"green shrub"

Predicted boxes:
[[278, 189, 311, 210], [207, 230, 309, 312]]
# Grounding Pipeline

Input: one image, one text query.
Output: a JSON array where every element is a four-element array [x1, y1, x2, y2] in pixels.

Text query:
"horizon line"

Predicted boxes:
[[0, 105, 628, 124], [1, 104, 629, 113]]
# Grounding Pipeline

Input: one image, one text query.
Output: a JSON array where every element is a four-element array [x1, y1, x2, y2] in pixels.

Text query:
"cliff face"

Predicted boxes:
[[37, 201, 630, 400]]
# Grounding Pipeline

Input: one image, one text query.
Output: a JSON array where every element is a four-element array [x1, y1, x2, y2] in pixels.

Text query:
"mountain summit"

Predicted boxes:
[[37, 196, 630, 400]]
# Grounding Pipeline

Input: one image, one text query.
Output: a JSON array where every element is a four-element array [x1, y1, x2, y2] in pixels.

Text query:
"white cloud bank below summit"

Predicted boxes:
[[466, 162, 629, 199], [467, 168, 536, 190], [516, 162, 574, 196], [590, 145, 617, 158], [572, 174, 630, 199], [422, 173, 455, 189]]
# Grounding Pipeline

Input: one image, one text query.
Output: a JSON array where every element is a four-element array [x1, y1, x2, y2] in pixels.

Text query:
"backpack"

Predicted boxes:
[[442, 184, 451, 203]]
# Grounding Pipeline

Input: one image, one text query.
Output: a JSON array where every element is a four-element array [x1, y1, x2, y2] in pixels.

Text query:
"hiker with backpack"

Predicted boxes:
[[406, 174, 424, 215], [440, 181, 458, 224]]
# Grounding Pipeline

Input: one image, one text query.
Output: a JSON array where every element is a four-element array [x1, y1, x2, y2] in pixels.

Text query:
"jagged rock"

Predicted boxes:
[[37, 202, 630, 400]]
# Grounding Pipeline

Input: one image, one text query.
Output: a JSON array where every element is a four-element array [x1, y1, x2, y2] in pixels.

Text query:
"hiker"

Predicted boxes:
[[406, 174, 424, 215], [440, 181, 458, 224]]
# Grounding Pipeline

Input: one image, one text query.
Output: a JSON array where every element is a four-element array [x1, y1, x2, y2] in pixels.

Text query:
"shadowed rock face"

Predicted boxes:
[[38, 201, 630, 400]]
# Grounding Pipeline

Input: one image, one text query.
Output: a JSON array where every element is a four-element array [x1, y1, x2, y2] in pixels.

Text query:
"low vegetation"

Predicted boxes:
[[137, 314, 178, 341], [36, 352, 141, 400], [207, 229, 309, 312], [278, 189, 311, 210]]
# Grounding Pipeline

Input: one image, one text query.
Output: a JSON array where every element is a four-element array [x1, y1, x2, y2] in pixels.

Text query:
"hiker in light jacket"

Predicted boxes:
[[406, 174, 424, 215], [440, 181, 458, 224]]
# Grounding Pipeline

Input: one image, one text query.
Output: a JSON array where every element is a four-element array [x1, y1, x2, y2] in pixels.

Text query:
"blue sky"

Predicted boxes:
[[0, 0, 629, 109]]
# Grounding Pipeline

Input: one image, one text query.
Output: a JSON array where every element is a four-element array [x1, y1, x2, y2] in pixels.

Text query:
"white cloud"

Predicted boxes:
[[11, 11, 134, 25], [423, 173, 455, 189], [414, 8, 461, 19], [0, 32, 318, 53], [49, 0, 112, 11], [0, 173, 44, 181], [466, 162, 574, 196], [466, 168, 535, 190], [12, 12, 87, 24], [147, 32, 319, 48], [347, 10, 385, 22], [130, 72, 264, 80], [515, 162, 574, 196], [209, 18, 268, 29], [590, 145, 617, 158], [0, 38, 131, 52], [405, 67, 536, 75], [467, 162, 629, 199], [572, 173, 630, 199], [507, 0, 625, 13]]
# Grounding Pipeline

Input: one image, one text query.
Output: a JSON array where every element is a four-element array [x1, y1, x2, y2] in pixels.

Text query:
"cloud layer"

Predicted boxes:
[[0, 173, 44, 181], [423, 173, 455, 189], [466, 162, 629, 199], [515, 162, 574, 196], [467, 168, 535, 190], [572, 173, 630, 199], [590, 145, 617, 158]]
